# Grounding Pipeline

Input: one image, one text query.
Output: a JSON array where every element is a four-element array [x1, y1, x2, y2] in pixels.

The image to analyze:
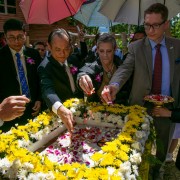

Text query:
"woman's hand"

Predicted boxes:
[[101, 85, 119, 104], [79, 75, 94, 95]]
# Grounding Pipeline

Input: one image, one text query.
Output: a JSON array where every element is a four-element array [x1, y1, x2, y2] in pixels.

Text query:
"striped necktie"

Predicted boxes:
[[63, 64, 76, 93], [15, 53, 31, 98]]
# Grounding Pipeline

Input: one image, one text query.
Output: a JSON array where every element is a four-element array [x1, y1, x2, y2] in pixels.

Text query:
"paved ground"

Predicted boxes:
[[155, 140, 180, 180]]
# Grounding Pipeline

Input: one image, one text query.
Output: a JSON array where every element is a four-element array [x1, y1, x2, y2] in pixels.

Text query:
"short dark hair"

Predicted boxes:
[[3, 19, 25, 34], [48, 28, 71, 45], [33, 41, 46, 48], [97, 33, 117, 49], [144, 3, 168, 21]]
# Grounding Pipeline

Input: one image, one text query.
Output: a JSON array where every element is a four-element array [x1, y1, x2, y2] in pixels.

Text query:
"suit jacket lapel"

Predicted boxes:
[[5, 46, 17, 78], [49, 56, 71, 88], [143, 38, 153, 84], [165, 37, 175, 86], [23, 47, 30, 78]]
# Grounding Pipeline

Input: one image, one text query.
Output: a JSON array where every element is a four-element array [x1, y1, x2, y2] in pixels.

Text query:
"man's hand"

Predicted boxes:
[[152, 107, 172, 117], [0, 96, 30, 121], [78, 29, 86, 42], [79, 75, 94, 95], [32, 101, 41, 116], [57, 105, 74, 134], [101, 85, 119, 104]]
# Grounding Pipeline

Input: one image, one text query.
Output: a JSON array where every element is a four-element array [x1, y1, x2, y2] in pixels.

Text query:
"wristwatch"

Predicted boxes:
[[0, 119, 4, 127]]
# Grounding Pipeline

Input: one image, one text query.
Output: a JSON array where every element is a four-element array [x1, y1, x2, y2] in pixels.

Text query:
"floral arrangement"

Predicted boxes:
[[0, 98, 153, 179], [144, 94, 174, 106]]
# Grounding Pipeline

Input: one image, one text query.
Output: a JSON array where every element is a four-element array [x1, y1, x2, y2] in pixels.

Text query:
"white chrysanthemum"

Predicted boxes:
[[128, 174, 136, 180], [92, 112, 102, 122], [107, 166, 116, 175], [18, 139, 31, 148], [131, 142, 142, 151], [129, 150, 142, 165], [13, 159, 21, 169], [141, 123, 149, 130], [42, 127, 51, 134], [70, 107, 76, 113], [132, 165, 139, 176], [106, 114, 117, 122], [17, 169, 28, 179], [146, 115, 153, 122], [82, 153, 95, 167], [31, 130, 44, 140], [135, 131, 146, 139], [22, 162, 34, 170], [119, 161, 131, 174], [27, 172, 55, 180], [0, 158, 12, 174]]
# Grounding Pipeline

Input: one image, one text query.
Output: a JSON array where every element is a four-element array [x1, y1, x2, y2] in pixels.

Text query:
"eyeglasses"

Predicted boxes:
[[6, 35, 25, 42], [143, 20, 166, 30]]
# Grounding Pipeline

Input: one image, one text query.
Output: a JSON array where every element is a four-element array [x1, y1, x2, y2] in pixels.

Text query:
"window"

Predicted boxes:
[[0, 0, 16, 14]]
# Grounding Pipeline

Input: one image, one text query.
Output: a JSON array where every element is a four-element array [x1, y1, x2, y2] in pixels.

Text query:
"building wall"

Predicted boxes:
[[29, 20, 78, 45], [0, 0, 26, 31], [0, 0, 79, 46]]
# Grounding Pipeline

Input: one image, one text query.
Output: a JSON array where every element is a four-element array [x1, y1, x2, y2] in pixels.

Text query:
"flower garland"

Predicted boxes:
[[0, 98, 153, 179]]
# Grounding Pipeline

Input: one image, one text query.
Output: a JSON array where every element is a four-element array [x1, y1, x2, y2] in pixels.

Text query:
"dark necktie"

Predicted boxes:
[[63, 64, 76, 93], [15, 53, 31, 98], [152, 44, 162, 94]]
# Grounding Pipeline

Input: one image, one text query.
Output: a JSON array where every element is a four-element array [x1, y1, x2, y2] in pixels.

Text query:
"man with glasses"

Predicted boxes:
[[33, 41, 47, 61], [0, 19, 42, 132], [38, 28, 84, 134], [101, 3, 180, 178]]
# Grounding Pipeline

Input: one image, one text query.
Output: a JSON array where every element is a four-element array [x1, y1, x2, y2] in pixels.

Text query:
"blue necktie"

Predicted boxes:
[[15, 53, 31, 98]]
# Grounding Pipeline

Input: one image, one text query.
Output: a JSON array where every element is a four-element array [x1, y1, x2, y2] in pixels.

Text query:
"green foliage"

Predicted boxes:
[[170, 14, 180, 38], [67, 14, 180, 48]]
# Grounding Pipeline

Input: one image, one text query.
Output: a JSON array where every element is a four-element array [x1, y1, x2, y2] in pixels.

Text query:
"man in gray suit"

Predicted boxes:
[[101, 3, 180, 177]]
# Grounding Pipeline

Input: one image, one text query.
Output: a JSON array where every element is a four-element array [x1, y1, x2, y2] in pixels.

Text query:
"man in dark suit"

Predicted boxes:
[[38, 28, 84, 133], [101, 3, 180, 178], [0, 19, 42, 132]]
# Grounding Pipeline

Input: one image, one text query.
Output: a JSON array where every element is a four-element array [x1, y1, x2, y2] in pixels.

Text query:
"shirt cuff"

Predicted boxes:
[[52, 101, 62, 114], [110, 82, 120, 87]]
